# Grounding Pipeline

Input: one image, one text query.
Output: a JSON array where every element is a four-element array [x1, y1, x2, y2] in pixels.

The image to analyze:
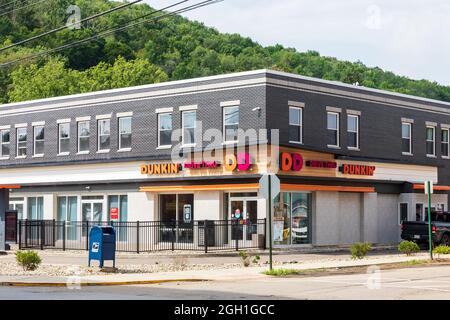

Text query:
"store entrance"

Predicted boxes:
[[81, 196, 104, 222], [229, 197, 258, 241]]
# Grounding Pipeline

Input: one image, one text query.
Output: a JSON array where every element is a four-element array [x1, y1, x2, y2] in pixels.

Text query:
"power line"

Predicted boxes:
[[0, 0, 50, 17], [0, 0, 144, 53], [0, 0, 223, 67]]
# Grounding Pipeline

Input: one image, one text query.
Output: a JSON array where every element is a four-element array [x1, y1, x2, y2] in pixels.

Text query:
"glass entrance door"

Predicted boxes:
[[82, 202, 103, 222], [229, 198, 258, 241]]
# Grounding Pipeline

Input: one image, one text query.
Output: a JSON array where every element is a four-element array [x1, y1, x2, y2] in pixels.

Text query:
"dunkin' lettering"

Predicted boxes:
[[141, 163, 181, 175], [339, 164, 376, 176]]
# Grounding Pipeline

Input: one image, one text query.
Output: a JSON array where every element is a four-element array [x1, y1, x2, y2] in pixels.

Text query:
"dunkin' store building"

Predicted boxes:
[[1, 69, 450, 248]]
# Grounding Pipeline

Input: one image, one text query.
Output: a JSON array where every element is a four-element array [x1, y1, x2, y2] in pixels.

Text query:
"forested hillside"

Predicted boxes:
[[1, 0, 450, 104]]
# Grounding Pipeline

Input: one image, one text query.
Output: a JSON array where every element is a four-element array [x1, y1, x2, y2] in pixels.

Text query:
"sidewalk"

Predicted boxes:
[[0, 251, 445, 286]]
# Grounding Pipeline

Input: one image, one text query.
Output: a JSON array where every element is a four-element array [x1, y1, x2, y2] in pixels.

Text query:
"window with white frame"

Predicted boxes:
[[97, 119, 110, 151], [33, 125, 44, 156], [77, 121, 90, 153], [58, 123, 70, 154], [223, 106, 239, 142], [402, 122, 412, 154], [158, 113, 172, 147], [289, 106, 302, 143], [182, 110, 196, 146], [118, 117, 132, 150], [347, 114, 359, 149], [442, 128, 449, 158], [426, 126, 436, 156], [16, 127, 27, 157], [327, 112, 339, 147], [0, 129, 10, 157]]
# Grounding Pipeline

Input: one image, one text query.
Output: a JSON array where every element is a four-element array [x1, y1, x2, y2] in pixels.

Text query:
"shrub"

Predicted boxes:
[[350, 242, 372, 260], [238, 250, 250, 267], [15, 250, 42, 271], [433, 245, 450, 255], [398, 241, 420, 256], [238, 251, 262, 267]]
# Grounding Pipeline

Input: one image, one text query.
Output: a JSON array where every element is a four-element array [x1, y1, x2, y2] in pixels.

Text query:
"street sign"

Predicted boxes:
[[424, 180, 434, 194], [259, 174, 280, 271], [259, 174, 280, 200]]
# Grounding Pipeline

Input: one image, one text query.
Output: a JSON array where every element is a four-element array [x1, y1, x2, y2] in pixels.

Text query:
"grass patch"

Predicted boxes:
[[399, 259, 428, 266], [263, 268, 326, 276]]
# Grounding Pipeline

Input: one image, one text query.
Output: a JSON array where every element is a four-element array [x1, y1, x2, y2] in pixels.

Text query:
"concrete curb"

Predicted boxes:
[[0, 278, 209, 287]]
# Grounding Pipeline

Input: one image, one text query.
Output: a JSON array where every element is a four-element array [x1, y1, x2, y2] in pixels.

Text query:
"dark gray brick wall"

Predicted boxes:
[[0, 84, 266, 168], [266, 84, 450, 185]]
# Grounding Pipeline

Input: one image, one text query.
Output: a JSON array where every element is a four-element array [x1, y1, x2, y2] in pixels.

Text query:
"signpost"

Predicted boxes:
[[259, 174, 280, 270], [425, 180, 434, 260]]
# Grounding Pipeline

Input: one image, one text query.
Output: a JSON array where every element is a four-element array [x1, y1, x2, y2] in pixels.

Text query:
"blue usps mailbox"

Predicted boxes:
[[88, 226, 116, 268]]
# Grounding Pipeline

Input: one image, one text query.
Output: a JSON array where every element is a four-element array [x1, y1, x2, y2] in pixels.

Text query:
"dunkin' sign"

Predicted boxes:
[[339, 164, 376, 176]]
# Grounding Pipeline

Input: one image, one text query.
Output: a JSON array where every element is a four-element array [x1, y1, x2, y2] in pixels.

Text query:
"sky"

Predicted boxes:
[[144, 0, 450, 86]]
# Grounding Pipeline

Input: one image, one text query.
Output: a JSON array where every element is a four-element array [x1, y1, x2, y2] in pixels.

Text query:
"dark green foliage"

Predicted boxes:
[[15, 250, 42, 271], [398, 241, 420, 256], [1, 0, 450, 103]]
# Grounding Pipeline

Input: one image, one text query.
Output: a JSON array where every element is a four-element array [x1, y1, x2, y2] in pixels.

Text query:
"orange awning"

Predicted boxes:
[[281, 184, 375, 193], [140, 183, 259, 192], [413, 184, 450, 191], [0, 185, 20, 189]]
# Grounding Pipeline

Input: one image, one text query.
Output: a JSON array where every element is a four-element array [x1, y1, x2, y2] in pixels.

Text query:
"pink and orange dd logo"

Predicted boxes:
[[280, 152, 303, 172], [224, 153, 251, 172]]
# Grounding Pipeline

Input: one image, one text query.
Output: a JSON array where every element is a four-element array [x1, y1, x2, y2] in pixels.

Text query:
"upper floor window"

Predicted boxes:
[[327, 112, 339, 147], [426, 126, 436, 156], [78, 121, 90, 153], [33, 125, 44, 156], [118, 117, 132, 150], [98, 119, 110, 151], [402, 122, 412, 154], [158, 113, 172, 147], [347, 115, 359, 149], [182, 110, 196, 146], [58, 123, 70, 154], [223, 106, 239, 143], [442, 128, 449, 158], [289, 107, 303, 143], [0, 129, 10, 158], [16, 127, 27, 157]]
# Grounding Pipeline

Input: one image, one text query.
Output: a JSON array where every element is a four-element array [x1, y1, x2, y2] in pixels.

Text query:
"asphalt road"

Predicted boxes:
[[2, 265, 450, 300]]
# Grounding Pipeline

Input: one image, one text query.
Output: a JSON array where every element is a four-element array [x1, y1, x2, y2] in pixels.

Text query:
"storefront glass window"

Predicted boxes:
[[9, 197, 24, 220], [27, 196, 43, 220], [273, 193, 290, 245], [108, 195, 128, 241], [177, 194, 194, 224], [273, 192, 311, 245], [160, 194, 176, 223], [415, 203, 424, 222]]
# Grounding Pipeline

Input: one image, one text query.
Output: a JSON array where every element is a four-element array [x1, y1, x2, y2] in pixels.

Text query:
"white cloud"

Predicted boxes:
[[145, 0, 450, 85]]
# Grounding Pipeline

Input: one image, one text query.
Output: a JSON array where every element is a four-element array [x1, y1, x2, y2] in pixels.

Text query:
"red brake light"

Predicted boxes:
[[432, 225, 437, 233]]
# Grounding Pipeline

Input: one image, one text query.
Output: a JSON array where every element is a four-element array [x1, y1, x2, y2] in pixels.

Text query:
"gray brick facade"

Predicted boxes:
[[1, 69, 450, 186]]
